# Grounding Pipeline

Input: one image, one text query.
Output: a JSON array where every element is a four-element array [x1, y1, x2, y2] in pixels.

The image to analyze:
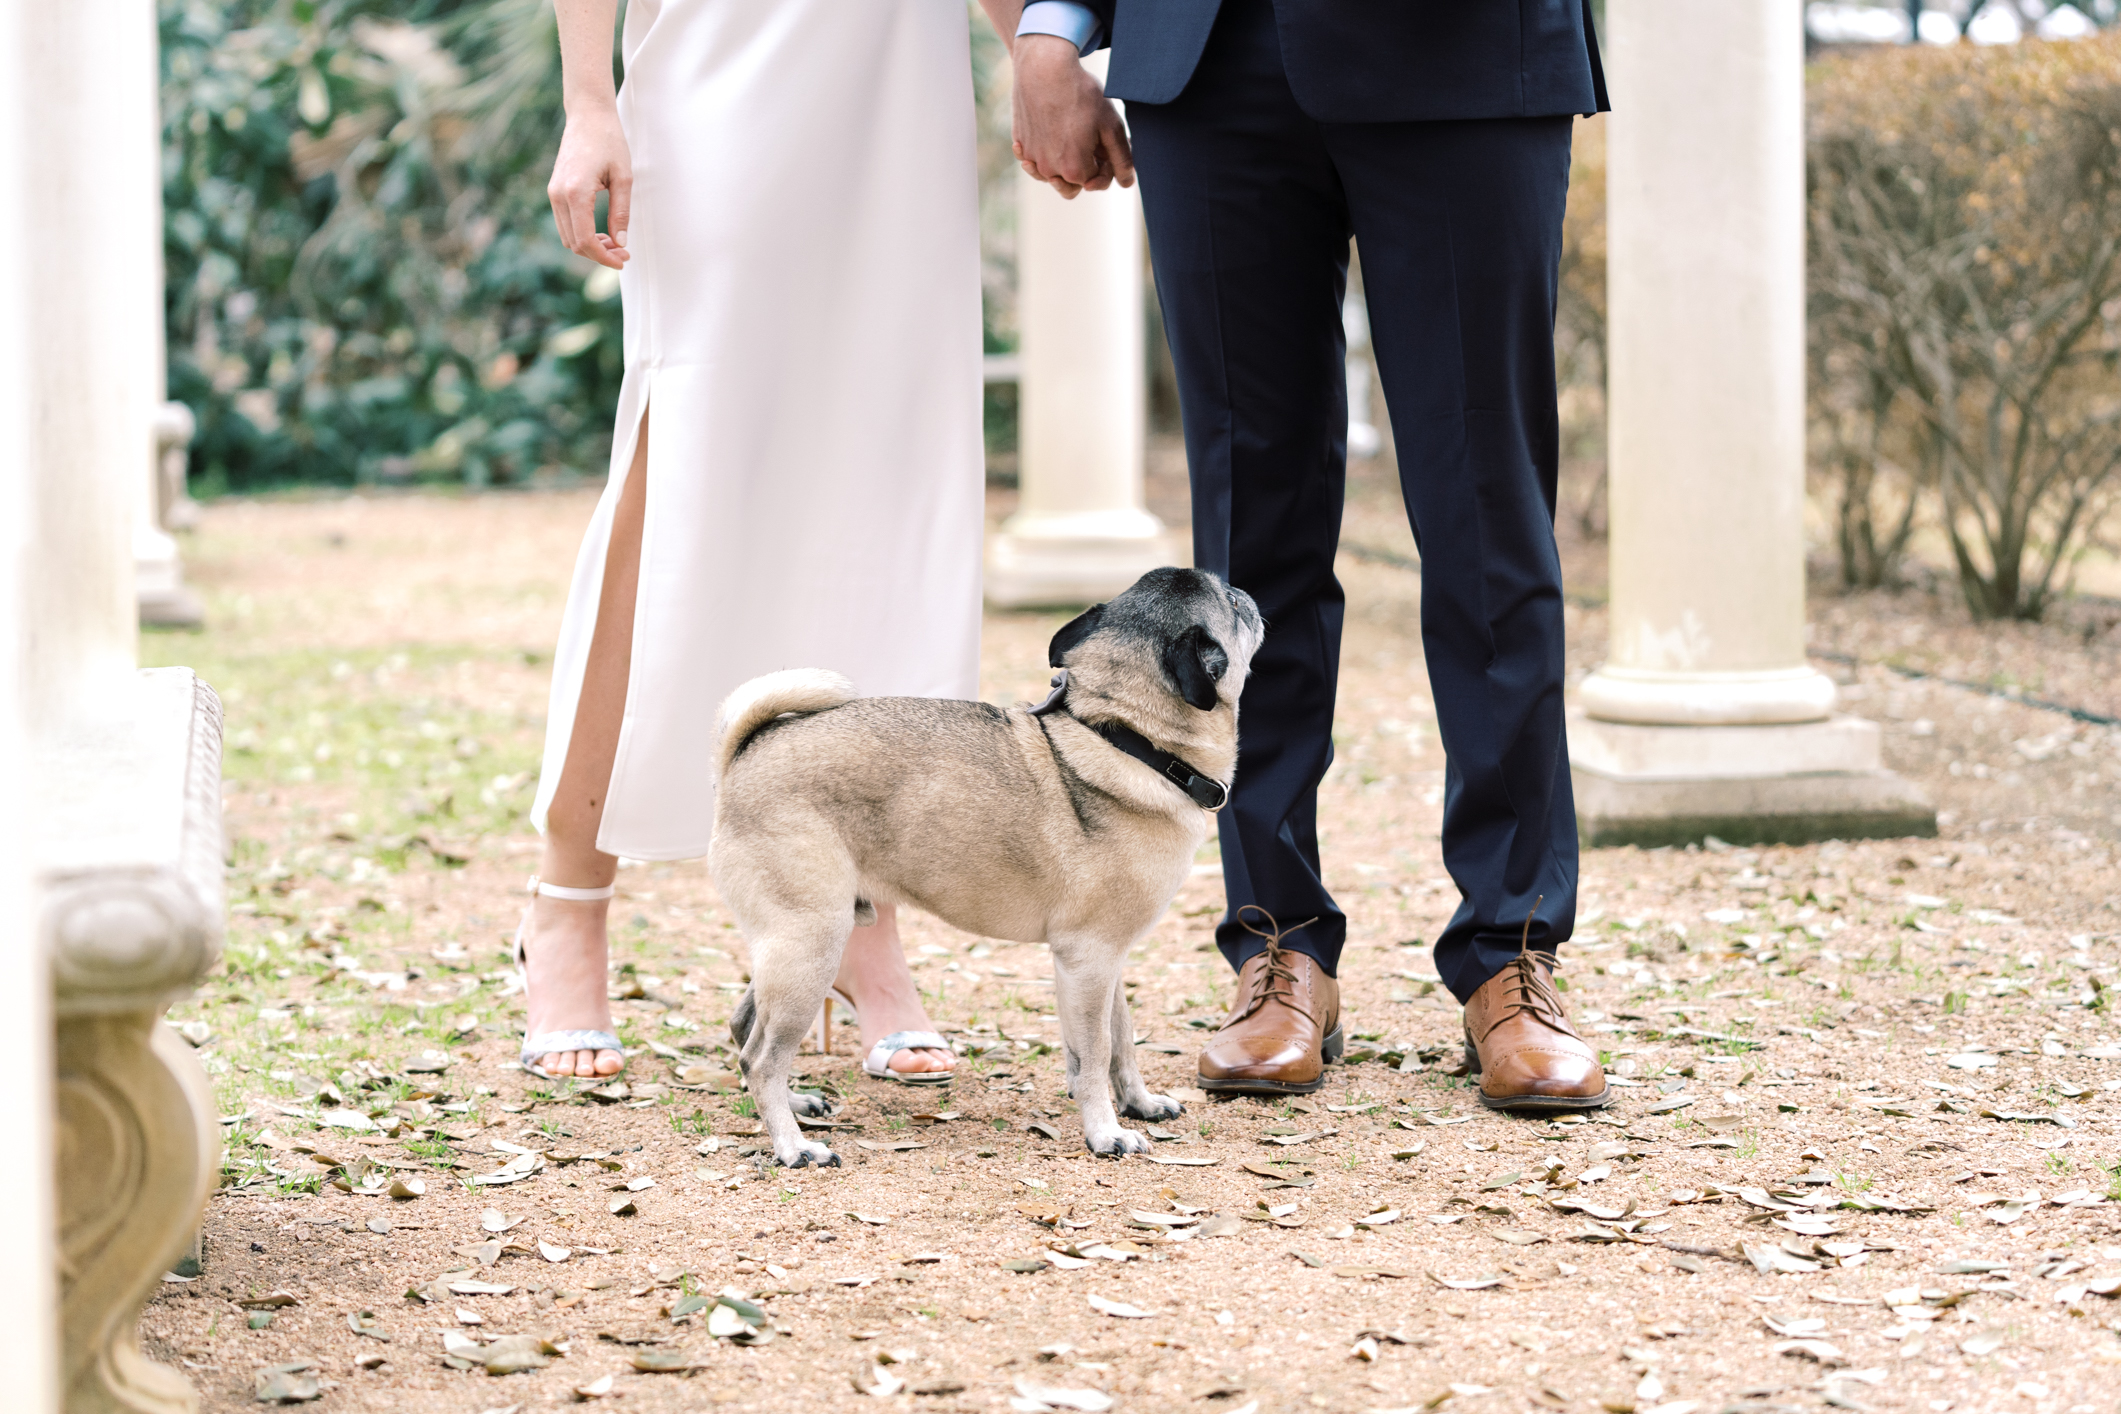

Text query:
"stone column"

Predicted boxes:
[[1568, 0, 1933, 846], [132, 26, 202, 632], [17, 2, 226, 1410], [137, 406, 205, 630], [985, 54, 1172, 608], [0, 2, 61, 1405]]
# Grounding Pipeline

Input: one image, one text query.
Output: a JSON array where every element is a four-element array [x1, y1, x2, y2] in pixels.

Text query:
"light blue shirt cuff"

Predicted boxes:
[[1016, 1, 1104, 56]]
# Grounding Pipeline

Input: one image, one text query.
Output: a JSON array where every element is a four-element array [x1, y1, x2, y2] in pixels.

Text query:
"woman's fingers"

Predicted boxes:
[[548, 177, 579, 252], [606, 168, 633, 254], [565, 185, 610, 265]]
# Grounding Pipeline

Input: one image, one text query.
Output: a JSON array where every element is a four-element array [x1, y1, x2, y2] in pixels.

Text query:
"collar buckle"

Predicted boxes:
[[1168, 764, 1229, 812]]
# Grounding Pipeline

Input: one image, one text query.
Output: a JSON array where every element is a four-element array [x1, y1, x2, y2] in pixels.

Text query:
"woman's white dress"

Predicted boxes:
[[531, 0, 986, 861]]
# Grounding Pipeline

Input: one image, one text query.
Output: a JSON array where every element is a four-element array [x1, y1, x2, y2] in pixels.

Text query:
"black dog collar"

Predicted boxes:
[[1029, 671, 1230, 812]]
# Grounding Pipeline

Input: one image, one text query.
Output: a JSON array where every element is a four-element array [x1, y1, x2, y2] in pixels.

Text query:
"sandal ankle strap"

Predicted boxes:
[[527, 874, 616, 902]]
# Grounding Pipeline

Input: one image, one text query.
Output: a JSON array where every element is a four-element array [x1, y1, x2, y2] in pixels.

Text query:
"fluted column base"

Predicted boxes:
[[1568, 708, 1935, 848]]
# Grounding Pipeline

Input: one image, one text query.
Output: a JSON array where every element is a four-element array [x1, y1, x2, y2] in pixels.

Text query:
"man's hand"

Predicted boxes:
[[1012, 34, 1134, 200]]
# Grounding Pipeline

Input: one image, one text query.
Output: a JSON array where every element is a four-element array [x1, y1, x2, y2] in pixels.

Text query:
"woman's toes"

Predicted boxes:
[[889, 1047, 955, 1075], [595, 1049, 624, 1076]]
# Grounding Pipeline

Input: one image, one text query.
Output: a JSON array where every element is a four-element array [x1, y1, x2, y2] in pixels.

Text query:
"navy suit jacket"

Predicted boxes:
[[1079, 0, 1609, 122]]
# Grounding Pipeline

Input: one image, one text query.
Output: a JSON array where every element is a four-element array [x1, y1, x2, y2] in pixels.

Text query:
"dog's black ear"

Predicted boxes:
[[1047, 603, 1106, 668], [1161, 623, 1229, 711]]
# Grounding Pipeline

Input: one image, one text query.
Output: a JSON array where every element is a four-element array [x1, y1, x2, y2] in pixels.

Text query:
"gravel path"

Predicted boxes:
[[140, 474, 2121, 1414]]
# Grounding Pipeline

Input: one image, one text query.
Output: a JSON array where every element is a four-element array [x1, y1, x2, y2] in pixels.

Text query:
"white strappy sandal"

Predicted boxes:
[[811, 986, 954, 1085], [514, 876, 625, 1081]]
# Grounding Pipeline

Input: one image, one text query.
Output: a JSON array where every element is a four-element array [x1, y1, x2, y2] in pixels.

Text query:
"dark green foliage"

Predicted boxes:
[[162, 0, 623, 492]]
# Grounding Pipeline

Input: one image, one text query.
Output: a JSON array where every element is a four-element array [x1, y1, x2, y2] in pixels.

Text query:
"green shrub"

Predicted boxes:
[[164, 0, 624, 492], [164, 1, 1021, 495]]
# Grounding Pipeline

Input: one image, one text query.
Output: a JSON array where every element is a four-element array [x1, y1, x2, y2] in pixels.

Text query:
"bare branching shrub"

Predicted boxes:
[[1810, 35, 2121, 620]]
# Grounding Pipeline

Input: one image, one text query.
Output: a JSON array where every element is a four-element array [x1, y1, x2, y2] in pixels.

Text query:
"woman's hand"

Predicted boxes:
[[548, 109, 632, 270]]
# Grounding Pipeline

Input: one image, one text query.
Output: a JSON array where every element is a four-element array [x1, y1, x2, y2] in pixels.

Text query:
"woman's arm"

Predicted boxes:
[[977, 1, 1025, 54], [547, 0, 631, 270]]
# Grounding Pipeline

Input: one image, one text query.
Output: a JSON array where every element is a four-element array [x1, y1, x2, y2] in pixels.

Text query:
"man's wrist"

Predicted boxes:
[[1016, 0, 1104, 56], [1015, 31, 1088, 70]]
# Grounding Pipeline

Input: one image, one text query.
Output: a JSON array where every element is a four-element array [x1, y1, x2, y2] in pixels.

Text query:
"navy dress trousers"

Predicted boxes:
[[1074, 0, 1608, 1002]]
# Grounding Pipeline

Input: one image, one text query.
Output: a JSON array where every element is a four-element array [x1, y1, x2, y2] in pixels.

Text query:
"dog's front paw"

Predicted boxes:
[[790, 1089, 835, 1118], [1083, 1126, 1152, 1158], [774, 1139, 841, 1169], [1121, 1092, 1184, 1122]]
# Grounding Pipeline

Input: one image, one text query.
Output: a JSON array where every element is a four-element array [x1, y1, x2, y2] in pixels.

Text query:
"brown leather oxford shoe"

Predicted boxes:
[[1198, 916, 1343, 1096], [1462, 944, 1611, 1112]]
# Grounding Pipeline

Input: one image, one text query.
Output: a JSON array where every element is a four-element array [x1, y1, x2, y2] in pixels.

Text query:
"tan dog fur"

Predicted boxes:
[[712, 568, 1263, 1164]]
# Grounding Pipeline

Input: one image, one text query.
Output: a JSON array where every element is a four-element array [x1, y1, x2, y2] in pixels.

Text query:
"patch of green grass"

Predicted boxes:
[[275, 1171, 325, 1198]]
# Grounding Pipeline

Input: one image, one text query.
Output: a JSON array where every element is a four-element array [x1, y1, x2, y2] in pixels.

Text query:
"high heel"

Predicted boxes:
[[515, 875, 624, 1080], [810, 986, 856, 1056], [814, 984, 954, 1085]]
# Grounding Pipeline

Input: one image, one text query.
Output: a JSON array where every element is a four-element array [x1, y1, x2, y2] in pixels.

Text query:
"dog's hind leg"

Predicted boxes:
[[734, 914, 849, 1168], [1107, 969, 1182, 1121], [730, 983, 832, 1118], [729, 985, 757, 1049], [1052, 935, 1148, 1157]]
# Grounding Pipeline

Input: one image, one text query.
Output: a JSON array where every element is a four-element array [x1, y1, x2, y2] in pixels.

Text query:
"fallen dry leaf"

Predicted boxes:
[[1087, 1294, 1153, 1318], [1429, 1272, 1508, 1291], [1012, 1376, 1116, 1412], [252, 1362, 321, 1403]]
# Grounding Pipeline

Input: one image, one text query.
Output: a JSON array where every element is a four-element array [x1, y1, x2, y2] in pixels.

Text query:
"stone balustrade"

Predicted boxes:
[[39, 669, 224, 1414]]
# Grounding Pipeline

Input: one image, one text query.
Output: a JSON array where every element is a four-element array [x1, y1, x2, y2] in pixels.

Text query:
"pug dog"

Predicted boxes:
[[713, 566, 1263, 1166]]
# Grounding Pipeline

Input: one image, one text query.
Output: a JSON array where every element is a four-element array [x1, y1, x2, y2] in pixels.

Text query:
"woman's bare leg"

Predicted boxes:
[[833, 904, 955, 1076], [529, 413, 950, 1080], [525, 415, 649, 1079]]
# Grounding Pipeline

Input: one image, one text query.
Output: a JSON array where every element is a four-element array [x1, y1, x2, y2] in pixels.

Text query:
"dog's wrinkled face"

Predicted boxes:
[[1047, 567, 1264, 712]]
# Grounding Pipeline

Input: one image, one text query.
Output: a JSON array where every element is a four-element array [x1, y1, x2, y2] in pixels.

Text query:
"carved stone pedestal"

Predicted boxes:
[[39, 669, 224, 1414]]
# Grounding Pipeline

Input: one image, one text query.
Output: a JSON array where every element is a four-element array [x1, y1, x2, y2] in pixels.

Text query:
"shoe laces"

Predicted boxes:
[[1479, 895, 1574, 1041], [1228, 906, 1321, 1027]]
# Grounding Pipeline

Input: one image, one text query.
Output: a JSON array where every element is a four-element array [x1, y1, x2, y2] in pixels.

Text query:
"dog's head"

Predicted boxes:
[[1046, 567, 1263, 713]]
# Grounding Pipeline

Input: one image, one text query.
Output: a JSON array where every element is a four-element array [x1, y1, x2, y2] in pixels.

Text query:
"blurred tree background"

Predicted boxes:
[[164, 1, 2121, 621], [162, 0, 1018, 494], [165, 0, 611, 492]]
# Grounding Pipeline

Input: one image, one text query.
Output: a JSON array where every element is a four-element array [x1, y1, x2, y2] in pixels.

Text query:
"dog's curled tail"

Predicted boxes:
[[713, 668, 857, 782]]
